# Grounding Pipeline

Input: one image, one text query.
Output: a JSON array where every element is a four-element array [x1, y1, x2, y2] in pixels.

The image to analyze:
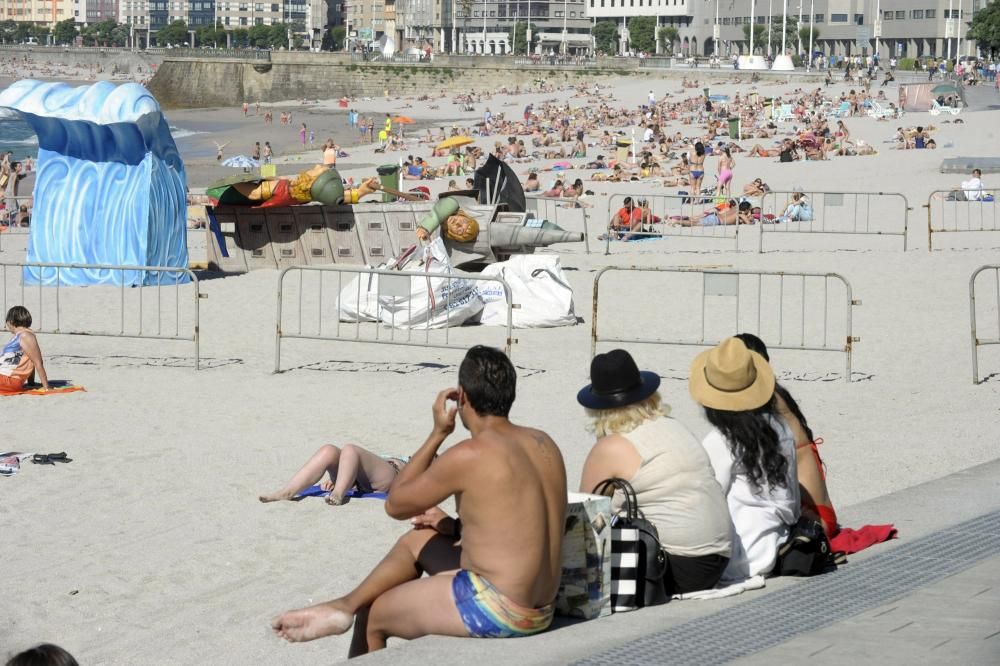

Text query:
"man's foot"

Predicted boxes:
[[259, 489, 296, 503], [272, 601, 354, 642]]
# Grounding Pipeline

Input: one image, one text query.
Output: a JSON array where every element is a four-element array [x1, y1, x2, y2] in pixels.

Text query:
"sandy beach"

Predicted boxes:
[[2, 67, 1000, 665]]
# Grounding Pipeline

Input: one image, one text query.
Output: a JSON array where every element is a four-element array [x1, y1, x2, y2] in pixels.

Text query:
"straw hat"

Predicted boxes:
[[577, 349, 660, 410], [689, 338, 775, 411]]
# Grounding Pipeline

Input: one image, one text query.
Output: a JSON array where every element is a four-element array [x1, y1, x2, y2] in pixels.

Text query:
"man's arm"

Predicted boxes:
[[384, 388, 472, 520]]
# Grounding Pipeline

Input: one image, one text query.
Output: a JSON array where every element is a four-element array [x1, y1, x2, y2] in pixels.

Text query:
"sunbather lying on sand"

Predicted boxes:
[[260, 444, 409, 506]]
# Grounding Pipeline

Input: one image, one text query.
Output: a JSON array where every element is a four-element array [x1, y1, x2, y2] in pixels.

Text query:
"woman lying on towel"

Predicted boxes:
[[0, 306, 49, 394], [260, 444, 409, 506]]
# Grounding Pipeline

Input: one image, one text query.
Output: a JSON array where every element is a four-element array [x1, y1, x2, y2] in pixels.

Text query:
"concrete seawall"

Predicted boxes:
[[146, 53, 824, 109]]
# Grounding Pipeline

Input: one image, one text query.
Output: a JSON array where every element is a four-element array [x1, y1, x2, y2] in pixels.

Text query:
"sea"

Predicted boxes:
[[0, 111, 38, 161]]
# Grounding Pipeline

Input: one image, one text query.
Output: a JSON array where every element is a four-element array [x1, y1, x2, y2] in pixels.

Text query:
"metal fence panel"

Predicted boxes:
[[525, 195, 592, 254], [603, 193, 741, 254], [0, 261, 202, 368], [970, 264, 1000, 384], [926, 189, 1000, 251], [592, 266, 859, 382], [275, 265, 515, 372], [759, 191, 910, 252]]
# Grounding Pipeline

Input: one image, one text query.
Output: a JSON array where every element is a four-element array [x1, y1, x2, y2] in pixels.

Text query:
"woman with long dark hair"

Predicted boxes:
[[736, 333, 839, 540], [689, 338, 799, 582], [689, 141, 706, 196]]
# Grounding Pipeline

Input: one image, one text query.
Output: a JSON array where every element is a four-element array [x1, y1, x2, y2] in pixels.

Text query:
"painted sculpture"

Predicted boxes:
[[0, 80, 188, 286]]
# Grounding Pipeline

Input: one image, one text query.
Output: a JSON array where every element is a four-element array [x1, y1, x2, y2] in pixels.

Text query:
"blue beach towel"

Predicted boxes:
[[296, 485, 388, 500]]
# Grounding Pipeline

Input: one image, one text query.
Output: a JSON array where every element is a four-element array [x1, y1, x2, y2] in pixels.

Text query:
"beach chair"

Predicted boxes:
[[867, 101, 895, 120], [929, 100, 961, 116], [826, 101, 850, 119]]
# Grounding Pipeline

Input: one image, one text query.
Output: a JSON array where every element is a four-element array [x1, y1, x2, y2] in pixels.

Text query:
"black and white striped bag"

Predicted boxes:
[[594, 477, 669, 613]]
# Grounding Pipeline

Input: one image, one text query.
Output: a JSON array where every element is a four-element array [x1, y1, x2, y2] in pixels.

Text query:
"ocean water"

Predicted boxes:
[[0, 113, 39, 160]]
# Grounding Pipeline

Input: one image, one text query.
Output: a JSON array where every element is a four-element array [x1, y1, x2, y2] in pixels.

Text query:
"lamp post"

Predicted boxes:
[[526, 0, 531, 55], [715, 0, 720, 57], [561, 0, 567, 56], [956, 0, 964, 59], [807, 0, 814, 70], [482, 0, 487, 54], [780, 0, 787, 58], [947, 0, 954, 61], [797, 0, 802, 57], [771, 0, 794, 69], [875, 0, 880, 61], [767, 0, 772, 58]]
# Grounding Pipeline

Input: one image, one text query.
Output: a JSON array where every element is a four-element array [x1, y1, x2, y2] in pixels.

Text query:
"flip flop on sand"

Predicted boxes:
[[31, 452, 72, 465]]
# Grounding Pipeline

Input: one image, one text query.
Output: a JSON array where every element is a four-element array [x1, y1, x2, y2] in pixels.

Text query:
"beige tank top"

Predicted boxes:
[[613, 417, 732, 558]]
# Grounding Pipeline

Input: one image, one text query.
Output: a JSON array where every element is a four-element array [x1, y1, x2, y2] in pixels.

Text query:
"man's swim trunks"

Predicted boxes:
[[451, 570, 554, 638]]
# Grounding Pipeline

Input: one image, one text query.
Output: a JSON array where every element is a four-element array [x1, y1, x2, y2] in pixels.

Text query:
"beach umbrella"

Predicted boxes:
[[392, 116, 415, 124], [436, 136, 475, 150], [222, 155, 260, 169], [931, 84, 961, 95]]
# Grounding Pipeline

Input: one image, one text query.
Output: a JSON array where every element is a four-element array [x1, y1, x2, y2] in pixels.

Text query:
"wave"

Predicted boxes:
[[1, 136, 38, 145], [169, 126, 206, 140]]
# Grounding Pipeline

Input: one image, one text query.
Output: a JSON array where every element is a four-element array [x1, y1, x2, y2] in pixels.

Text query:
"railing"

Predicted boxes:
[[350, 52, 427, 64], [592, 266, 860, 382], [275, 265, 515, 372], [604, 193, 741, 254], [525, 195, 592, 254], [512, 56, 597, 67], [970, 265, 1000, 384], [0, 262, 203, 369], [759, 191, 910, 252], [925, 189, 999, 251], [156, 46, 271, 60]]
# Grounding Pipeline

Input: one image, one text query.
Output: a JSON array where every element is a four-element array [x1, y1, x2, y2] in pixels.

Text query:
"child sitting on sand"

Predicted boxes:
[[259, 444, 409, 506]]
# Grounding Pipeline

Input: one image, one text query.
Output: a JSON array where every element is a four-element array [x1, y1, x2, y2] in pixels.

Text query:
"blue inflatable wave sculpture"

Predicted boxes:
[[0, 80, 188, 286]]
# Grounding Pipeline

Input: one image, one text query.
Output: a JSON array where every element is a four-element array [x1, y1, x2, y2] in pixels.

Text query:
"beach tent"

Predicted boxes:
[[0, 80, 188, 286], [474, 155, 526, 213]]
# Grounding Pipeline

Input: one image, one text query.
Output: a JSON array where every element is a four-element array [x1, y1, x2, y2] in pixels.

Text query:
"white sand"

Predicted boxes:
[[3, 73, 1000, 664]]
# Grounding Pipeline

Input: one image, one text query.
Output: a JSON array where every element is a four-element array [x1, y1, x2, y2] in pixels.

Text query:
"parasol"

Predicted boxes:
[[392, 116, 415, 124], [436, 136, 475, 150], [221, 155, 260, 169]]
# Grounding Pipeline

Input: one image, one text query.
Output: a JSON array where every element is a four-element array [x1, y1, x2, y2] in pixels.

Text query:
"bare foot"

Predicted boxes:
[[271, 601, 354, 642], [259, 489, 296, 503], [326, 493, 346, 506]]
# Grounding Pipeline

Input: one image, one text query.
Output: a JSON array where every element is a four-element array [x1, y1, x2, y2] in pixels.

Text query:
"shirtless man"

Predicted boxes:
[[271, 346, 567, 657]]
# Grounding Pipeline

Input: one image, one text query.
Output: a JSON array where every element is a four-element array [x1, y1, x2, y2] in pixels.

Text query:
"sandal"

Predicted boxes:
[[31, 452, 72, 465]]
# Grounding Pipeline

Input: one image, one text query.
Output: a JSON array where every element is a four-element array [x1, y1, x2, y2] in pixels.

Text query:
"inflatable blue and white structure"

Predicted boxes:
[[0, 80, 188, 286]]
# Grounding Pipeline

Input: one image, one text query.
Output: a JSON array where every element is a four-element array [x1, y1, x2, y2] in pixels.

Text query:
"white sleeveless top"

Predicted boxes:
[[612, 417, 732, 558]]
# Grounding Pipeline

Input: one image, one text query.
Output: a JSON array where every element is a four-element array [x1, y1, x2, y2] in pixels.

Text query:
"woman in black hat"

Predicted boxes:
[[578, 349, 732, 596]]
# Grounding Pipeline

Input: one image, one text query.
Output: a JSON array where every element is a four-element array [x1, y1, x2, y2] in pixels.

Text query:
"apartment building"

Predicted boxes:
[[443, 0, 592, 54], [0, 0, 76, 24], [586, 0, 988, 59]]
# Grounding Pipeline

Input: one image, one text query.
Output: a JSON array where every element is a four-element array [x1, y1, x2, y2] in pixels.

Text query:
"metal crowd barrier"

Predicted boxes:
[[604, 193, 741, 254], [0, 261, 203, 368], [525, 194, 592, 254], [759, 191, 910, 252], [926, 189, 999, 251], [592, 266, 860, 382], [970, 264, 1000, 384], [275, 265, 515, 372]]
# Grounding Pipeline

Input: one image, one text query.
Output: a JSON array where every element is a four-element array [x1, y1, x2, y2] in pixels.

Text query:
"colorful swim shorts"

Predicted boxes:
[[451, 570, 554, 638]]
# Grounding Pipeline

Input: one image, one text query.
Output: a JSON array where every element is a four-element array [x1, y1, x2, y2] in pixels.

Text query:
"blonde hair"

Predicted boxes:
[[585, 393, 670, 438]]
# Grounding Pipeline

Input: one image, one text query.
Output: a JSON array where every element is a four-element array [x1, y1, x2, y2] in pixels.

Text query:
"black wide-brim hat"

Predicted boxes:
[[577, 349, 661, 411]]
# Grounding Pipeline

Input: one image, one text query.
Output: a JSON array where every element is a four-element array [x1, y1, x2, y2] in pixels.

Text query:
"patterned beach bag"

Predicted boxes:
[[593, 478, 669, 613]]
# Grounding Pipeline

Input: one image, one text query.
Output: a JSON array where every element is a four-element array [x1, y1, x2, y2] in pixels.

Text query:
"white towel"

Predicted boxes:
[[672, 575, 766, 601]]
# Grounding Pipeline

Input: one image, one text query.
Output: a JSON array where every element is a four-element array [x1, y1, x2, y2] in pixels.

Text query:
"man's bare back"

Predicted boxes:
[[451, 423, 566, 608]]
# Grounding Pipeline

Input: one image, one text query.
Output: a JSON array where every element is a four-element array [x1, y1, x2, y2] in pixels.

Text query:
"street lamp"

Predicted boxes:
[[561, 0, 567, 56], [771, 0, 794, 69], [807, 0, 814, 70]]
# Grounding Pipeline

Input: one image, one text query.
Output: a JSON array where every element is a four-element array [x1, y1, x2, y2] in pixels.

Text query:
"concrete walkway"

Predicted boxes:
[[355, 458, 1000, 665]]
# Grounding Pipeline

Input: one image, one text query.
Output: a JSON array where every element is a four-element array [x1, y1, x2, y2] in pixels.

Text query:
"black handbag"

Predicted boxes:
[[593, 477, 669, 611], [773, 516, 836, 577]]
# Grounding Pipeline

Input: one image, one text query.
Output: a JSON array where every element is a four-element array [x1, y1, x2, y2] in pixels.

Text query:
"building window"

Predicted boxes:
[[912, 9, 923, 19], [831, 13, 847, 23], [814, 14, 823, 23], [926, 9, 935, 18], [883, 10, 892, 20], [854, 13, 863, 24], [895, 10, 904, 19]]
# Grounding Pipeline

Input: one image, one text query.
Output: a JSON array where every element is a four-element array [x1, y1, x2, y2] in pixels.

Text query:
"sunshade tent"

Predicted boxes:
[[437, 136, 475, 150]]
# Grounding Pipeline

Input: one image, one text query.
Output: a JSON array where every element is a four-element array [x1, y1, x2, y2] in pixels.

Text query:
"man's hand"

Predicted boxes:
[[411, 506, 457, 536], [432, 388, 459, 437]]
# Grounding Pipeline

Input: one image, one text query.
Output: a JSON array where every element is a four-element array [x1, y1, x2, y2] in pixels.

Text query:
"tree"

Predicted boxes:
[[30, 24, 50, 44], [626, 16, 656, 54], [231, 28, 250, 48], [799, 24, 820, 50], [969, 0, 1000, 55], [248, 24, 273, 48], [592, 20, 618, 55], [658, 26, 678, 55], [155, 20, 189, 47], [52, 19, 78, 45], [741, 23, 766, 54], [507, 21, 538, 55], [325, 25, 346, 51]]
